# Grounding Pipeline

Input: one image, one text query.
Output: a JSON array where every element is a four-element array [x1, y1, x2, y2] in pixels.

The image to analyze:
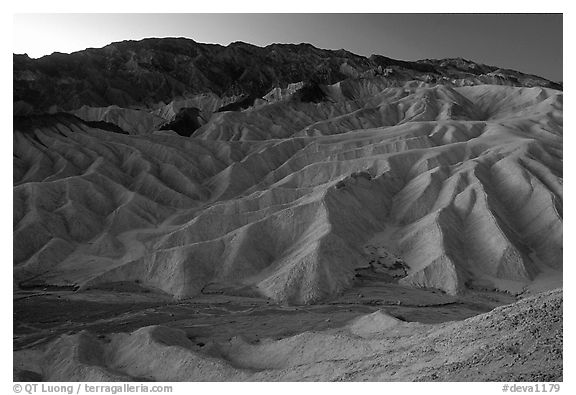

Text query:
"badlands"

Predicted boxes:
[[13, 38, 562, 381]]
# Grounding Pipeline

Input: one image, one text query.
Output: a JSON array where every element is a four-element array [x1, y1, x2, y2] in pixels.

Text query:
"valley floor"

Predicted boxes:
[[13, 276, 562, 382]]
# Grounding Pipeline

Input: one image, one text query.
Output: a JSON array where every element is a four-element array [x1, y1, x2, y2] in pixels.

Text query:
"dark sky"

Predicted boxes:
[[13, 13, 563, 81]]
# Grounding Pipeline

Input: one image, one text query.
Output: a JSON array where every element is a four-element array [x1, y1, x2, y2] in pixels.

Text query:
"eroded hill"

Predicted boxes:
[[14, 81, 562, 303]]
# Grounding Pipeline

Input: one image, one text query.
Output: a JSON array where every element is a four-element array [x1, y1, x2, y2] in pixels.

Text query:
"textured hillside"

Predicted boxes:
[[13, 78, 562, 303]]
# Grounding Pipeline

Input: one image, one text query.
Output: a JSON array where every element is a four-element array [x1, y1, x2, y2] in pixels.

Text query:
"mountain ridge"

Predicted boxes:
[[14, 37, 562, 116]]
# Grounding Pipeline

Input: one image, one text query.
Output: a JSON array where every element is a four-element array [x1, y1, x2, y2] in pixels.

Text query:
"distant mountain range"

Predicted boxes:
[[13, 37, 562, 115]]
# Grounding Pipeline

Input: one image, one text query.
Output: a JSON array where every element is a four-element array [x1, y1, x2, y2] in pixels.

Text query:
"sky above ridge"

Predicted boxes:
[[13, 13, 563, 81]]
